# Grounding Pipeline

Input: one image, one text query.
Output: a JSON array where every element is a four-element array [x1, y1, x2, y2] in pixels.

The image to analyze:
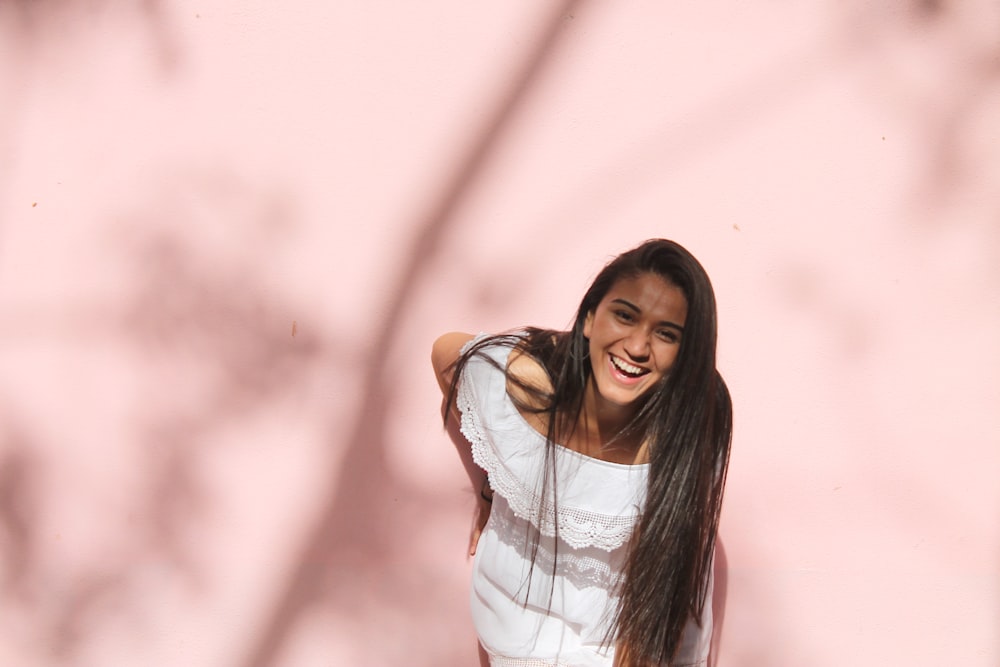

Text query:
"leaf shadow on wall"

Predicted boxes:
[[232, 2, 593, 667], [0, 0, 180, 72], [767, 1, 1000, 660], [835, 0, 1000, 277], [0, 0, 177, 249], [0, 165, 331, 663]]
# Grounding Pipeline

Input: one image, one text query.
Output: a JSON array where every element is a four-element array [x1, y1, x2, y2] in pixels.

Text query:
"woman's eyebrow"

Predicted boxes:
[[610, 298, 685, 331], [611, 298, 640, 312]]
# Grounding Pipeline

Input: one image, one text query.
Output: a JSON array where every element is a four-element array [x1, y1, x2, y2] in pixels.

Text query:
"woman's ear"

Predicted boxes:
[[582, 310, 594, 339]]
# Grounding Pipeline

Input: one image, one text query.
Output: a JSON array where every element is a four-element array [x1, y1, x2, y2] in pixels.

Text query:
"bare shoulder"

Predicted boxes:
[[431, 332, 475, 394], [505, 346, 553, 411], [431, 332, 474, 368]]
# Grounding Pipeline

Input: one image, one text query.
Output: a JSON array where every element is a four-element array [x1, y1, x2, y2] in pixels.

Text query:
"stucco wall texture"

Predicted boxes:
[[1, 2, 998, 666]]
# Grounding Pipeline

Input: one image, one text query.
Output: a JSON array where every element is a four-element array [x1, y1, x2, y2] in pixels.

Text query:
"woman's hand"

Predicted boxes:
[[469, 479, 493, 556]]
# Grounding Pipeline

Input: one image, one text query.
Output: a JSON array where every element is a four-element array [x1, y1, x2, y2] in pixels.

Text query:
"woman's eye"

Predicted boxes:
[[614, 310, 634, 322], [657, 330, 678, 343]]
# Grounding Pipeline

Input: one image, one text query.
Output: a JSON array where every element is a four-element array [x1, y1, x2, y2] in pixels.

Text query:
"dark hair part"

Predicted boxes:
[[445, 239, 732, 665]]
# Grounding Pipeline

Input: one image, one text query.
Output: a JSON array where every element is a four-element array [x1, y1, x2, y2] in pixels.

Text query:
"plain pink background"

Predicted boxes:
[[1, 1, 998, 665]]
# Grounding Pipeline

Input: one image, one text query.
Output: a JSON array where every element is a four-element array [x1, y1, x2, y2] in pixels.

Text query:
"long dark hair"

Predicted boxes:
[[445, 239, 732, 665]]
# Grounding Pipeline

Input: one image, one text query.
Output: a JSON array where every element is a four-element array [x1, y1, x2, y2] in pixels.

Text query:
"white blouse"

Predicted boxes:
[[457, 338, 713, 667]]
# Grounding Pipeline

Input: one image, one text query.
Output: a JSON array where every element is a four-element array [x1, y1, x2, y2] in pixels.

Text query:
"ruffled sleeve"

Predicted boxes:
[[456, 335, 648, 552]]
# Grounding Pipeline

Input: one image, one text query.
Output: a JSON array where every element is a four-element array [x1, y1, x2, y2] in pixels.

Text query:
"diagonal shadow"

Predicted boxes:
[[235, 2, 586, 666]]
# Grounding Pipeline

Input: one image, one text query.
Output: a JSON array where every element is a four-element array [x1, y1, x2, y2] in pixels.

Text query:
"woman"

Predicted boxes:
[[432, 239, 732, 666]]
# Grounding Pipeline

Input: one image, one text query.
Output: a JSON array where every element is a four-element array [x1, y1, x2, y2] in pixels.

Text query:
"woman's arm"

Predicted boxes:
[[431, 332, 492, 555]]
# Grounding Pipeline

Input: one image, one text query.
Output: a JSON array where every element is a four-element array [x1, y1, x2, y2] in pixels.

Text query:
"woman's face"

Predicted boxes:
[[583, 272, 688, 410]]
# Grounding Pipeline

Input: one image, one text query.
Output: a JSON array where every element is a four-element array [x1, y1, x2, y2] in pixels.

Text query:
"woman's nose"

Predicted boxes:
[[623, 330, 650, 360]]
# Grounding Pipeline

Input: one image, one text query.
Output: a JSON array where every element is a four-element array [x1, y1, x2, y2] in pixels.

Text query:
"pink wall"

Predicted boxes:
[[1, 1, 998, 665]]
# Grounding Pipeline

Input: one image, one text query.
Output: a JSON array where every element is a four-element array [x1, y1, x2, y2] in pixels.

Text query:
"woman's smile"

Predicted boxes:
[[583, 272, 687, 418], [608, 353, 650, 381]]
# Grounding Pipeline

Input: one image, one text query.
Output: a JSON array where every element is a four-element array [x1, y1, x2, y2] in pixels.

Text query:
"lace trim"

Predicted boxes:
[[457, 336, 641, 552], [491, 496, 625, 592], [488, 656, 577, 667]]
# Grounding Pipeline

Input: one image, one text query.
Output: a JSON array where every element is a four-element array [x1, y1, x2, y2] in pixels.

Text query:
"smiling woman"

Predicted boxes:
[[583, 273, 687, 429], [431, 239, 732, 667]]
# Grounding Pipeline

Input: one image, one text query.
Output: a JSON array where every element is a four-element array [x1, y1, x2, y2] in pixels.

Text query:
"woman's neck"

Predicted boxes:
[[565, 379, 644, 464]]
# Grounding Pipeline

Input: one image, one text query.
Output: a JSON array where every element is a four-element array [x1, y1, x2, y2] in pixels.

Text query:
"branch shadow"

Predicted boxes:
[[233, 2, 589, 666]]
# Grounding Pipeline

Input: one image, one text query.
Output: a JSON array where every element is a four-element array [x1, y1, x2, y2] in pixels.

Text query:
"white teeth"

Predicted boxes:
[[611, 356, 646, 376]]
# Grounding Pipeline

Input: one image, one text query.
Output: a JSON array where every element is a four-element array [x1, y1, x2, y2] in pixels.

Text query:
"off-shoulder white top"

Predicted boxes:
[[456, 336, 712, 667]]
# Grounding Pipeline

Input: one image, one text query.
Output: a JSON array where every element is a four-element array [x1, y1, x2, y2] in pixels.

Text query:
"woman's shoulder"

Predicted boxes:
[[505, 346, 552, 404], [431, 331, 476, 395], [502, 343, 555, 440]]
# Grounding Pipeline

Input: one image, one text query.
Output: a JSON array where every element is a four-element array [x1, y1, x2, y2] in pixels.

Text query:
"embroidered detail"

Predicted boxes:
[[491, 496, 626, 592], [488, 656, 578, 667], [485, 643, 616, 667]]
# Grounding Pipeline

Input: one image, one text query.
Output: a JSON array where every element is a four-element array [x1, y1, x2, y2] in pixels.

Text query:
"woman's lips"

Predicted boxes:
[[608, 353, 649, 384]]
